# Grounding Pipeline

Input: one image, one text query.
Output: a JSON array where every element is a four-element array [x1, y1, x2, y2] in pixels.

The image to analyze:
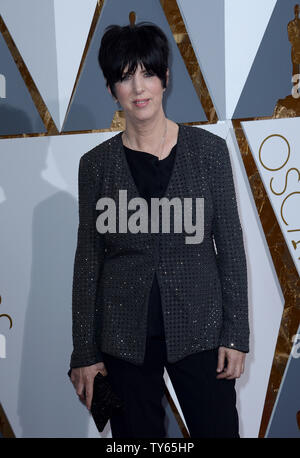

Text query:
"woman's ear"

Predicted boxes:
[[165, 68, 169, 88]]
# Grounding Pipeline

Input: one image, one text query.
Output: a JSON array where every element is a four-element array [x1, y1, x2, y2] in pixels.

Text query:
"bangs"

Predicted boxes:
[[113, 29, 165, 83]]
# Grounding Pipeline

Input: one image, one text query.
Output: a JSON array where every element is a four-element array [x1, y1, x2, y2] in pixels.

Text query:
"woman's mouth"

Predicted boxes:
[[133, 99, 150, 107]]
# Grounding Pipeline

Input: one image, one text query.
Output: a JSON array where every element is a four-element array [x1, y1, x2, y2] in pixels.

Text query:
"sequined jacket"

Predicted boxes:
[[69, 123, 249, 368]]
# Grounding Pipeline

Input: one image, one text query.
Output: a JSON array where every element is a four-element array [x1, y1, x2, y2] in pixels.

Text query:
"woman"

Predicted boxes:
[[68, 21, 249, 438]]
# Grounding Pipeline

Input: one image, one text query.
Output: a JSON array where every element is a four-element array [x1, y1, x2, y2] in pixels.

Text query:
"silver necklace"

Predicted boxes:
[[124, 119, 168, 161]]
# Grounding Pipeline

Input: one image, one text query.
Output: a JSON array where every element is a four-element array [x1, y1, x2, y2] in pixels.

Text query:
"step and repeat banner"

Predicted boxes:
[[0, 0, 299, 438]]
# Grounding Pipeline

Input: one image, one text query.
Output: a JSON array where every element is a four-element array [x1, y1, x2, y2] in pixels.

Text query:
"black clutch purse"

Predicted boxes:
[[67, 368, 124, 432]]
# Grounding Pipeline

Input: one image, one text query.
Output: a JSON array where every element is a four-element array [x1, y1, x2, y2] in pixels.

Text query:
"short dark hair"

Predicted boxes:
[[98, 21, 170, 99]]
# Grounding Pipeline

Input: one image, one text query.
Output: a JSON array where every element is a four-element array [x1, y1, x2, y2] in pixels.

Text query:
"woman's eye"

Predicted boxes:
[[121, 74, 132, 81], [120, 71, 153, 81]]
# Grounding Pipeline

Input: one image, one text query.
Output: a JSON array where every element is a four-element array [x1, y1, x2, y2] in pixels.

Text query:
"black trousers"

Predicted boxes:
[[102, 335, 239, 438]]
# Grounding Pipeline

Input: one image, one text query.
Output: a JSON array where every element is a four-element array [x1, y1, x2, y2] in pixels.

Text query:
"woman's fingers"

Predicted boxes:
[[216, 347, 245, 379], [85, 378, 94, 411], [75, 380, 86, 403], [216, 347, 225, 374], [70, 363, 108, 410], [98, 362, 108, 376]]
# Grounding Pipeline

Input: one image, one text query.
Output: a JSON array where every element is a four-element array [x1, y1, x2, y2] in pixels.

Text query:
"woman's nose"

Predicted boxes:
[[132, 74, 144, 93]]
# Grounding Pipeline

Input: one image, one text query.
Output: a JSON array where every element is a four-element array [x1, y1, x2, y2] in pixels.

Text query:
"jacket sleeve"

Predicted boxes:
[[69, 154, 105, 368], [208, 137, 250, 353]]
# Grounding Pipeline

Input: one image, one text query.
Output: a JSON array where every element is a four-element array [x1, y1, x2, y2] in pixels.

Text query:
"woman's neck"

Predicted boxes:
[[122, 116, 169, 152]]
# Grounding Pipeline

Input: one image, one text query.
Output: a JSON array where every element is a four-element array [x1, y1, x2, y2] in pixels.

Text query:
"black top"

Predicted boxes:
[[123, 143, 177, 338]]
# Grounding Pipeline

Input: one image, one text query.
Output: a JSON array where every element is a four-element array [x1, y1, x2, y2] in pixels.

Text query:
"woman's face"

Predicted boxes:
[[108, 63, 168, 122]]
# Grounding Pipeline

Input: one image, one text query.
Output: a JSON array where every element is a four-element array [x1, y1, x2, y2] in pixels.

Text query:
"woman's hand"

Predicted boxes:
[[216, 346, 245, 379], [69, 362, 108, 411]]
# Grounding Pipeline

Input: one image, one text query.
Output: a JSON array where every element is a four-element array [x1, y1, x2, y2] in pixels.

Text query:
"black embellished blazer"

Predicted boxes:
[[69, 123, 249, 368]]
